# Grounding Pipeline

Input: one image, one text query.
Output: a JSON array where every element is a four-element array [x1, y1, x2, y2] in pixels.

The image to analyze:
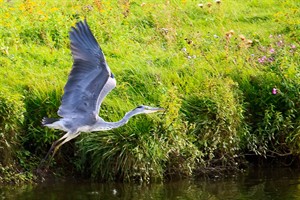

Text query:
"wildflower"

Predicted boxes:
[[226, 30, 234, 38], [272, 88, 277, 95], [182, 48, 187, 52], [213, 34, 219, 38], [277, 40, 283, 46], [290, 44, 297, 53], [50, 7, 59, 12], [258, 56, 267, 64], [83, 5, 93, 11], [207, 2, 212, 7], [269, 48, 275, 54], [246, 40, 253, 45], [141, 2, 146, 7], [216, 0, 221, 4], [239, 35, 246, 41], [161, 28, 168, 34], [198, 3, 204, 8]]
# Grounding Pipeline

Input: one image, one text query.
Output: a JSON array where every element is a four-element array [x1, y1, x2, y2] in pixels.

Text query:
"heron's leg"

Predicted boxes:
[[42, 132, 71, 162], [51, 132, 80, 159], [38, 132, 71, 170]]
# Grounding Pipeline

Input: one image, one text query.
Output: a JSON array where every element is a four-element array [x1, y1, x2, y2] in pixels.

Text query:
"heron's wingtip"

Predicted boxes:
[[42, 117, 59, 126]]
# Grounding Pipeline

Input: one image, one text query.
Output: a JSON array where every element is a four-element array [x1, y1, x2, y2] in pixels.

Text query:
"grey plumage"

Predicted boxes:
[[42, 20, 164, 159]]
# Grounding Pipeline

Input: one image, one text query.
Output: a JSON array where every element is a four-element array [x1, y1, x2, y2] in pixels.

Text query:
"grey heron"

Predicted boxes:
[[42, 20, 164, 159]]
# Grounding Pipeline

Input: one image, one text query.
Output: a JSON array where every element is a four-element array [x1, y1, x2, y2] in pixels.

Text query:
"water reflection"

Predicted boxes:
[[1, 167, 300, 200]]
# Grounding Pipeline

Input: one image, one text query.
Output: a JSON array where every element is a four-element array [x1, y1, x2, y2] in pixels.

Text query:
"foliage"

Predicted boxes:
[[0, 89, 24, 166], [0, 163, 34, 184], [22, 84, 63, 154], [0, 0, 299, 182], [235, 35, 300, 157], [182, 77, 245, 171], [77, 119, 166, 182]]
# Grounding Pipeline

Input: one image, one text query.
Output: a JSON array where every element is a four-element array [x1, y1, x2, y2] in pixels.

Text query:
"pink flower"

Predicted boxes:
[[277, 40, 283, 46], [290, 44, 297, 53], [269, 48, 275, 54], [272, 88, 277, 95], [258, 56, 267, 63]]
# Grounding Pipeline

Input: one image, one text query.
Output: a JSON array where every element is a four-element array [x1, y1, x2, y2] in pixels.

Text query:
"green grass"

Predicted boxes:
[[0, 0, 299, 183]]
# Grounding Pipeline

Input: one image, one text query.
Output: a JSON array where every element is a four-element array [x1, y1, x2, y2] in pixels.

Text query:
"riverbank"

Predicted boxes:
[[0, 0, 299, 184]]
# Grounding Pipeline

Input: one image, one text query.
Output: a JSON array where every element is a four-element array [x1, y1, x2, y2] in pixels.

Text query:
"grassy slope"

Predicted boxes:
[[0, 0, 299, 182]]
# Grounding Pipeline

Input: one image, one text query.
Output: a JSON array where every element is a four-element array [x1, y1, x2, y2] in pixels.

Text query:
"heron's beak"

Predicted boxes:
[[151, 107, 165, 112]]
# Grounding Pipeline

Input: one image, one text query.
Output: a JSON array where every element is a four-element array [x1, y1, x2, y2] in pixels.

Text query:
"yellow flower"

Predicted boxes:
[[50, 7, 59, 12]]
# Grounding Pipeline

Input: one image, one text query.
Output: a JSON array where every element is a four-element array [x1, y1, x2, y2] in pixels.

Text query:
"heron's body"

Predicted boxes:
[[42, 20, 164, 159]]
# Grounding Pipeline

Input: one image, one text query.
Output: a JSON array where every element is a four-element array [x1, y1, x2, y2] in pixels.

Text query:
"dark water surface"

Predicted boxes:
[[1, 168, 300, 200]]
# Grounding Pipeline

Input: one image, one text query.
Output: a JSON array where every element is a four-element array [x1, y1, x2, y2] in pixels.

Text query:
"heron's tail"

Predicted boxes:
[[42, 117, 59, 126]]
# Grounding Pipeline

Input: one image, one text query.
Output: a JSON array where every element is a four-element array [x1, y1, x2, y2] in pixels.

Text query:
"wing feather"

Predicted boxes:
[[57, 20, 116, 120]]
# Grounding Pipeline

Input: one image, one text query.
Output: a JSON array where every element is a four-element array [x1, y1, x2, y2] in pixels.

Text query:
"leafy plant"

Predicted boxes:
[[0, 89, 24, 166], [182, 77, 245, 172]]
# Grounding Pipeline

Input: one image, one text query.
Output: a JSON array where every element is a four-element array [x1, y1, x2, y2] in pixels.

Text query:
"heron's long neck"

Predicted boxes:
[[100, 109, 140, 130]]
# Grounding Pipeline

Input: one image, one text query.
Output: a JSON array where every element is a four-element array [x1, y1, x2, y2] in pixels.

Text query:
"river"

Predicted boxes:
[[1, 167, 300, 200]]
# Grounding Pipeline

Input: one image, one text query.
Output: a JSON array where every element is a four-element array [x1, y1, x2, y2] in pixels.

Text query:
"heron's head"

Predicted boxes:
[[134, 105, 165, 114]]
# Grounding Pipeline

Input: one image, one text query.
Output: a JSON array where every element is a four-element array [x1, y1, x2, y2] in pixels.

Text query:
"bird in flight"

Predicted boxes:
[[42, 20, 164, 160]]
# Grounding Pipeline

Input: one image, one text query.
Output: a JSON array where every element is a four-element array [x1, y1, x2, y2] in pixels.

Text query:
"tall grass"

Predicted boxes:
[[0, 0, 299, 183], [0, 89, 24, 166]]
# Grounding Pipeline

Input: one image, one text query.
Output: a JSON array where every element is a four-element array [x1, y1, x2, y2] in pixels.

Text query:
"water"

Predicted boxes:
[[1, 167, 300, 200]]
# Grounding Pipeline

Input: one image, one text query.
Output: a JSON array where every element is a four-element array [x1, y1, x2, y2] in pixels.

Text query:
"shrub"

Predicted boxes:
[[234, 34, 300, 158], [238, 66, 300, 157], [182, 77, 246, 172]]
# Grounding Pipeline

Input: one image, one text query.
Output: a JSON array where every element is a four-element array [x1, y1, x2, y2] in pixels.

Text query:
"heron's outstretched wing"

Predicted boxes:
[[57, 20, 116, 120]]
